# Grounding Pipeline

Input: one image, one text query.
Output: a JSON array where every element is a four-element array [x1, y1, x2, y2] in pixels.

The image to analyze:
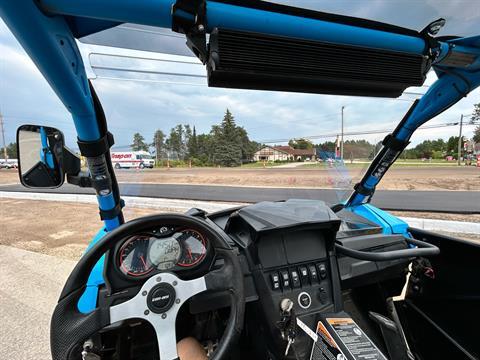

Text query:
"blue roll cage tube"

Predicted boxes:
[[2, 0, 480, 311], [39, 126, 55, 169]]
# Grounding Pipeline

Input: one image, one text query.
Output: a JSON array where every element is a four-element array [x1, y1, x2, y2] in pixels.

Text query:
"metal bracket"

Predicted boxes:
[[172, 0, 208, 63]]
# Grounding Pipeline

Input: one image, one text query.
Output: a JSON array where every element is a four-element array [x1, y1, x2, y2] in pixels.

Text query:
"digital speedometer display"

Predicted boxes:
[[148, 235, 182, 270]]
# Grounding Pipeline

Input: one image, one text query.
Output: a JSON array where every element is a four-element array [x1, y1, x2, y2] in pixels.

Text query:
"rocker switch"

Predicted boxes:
[[280, 270, 290, 289], [317, 263, 327, 280], [270, 272, 280, 290], [290, 270, 301, 288], [299, 266, 309, 285], [308, 265, 318, 283]]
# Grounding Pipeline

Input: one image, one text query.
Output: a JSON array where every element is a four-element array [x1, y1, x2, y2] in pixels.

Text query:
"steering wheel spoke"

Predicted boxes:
[[109, 272, 207, 360]]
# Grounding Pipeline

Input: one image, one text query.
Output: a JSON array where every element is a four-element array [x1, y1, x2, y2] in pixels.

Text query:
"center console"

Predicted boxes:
[[224, 199, 344, 359]]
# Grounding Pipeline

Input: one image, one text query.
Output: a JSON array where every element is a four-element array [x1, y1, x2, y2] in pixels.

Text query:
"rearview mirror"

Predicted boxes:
[[17, 125, 66, 188]]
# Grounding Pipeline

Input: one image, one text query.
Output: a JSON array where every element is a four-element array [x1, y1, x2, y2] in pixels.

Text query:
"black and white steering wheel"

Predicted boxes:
[[50, 214, 245, 360]]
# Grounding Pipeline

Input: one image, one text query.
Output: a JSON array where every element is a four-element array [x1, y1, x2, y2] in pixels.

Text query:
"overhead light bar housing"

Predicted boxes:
[[207, 28, 430, 97]]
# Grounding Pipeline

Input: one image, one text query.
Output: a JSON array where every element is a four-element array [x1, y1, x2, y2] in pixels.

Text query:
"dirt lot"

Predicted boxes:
[[0, 169, 19, 184], [2, 166, 479, 190], [0, 198, 166, 260], [1, 198, 478, 261]]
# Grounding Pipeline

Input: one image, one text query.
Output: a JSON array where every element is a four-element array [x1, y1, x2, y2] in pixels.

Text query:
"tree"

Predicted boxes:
[[165, 125, 184, 159], [196, 133, 214, 164], [446, 136, 460, 157], [472, 103, 480, 143], [131, 133, 149, 151], [187, 126, 198, 159], [0, 142, 17, 159], [212, 109, 243, 167], [474, 125, 480, 144], [152, 130, 165, 161], [289, 138, 313, 149]]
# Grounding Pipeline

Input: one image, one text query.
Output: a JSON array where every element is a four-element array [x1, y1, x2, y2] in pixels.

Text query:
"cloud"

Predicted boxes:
[[1, 2, 480, 151]]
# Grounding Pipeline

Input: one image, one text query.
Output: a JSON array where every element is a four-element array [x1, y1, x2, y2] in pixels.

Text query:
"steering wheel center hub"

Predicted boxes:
[[147, 283, 176, 313]]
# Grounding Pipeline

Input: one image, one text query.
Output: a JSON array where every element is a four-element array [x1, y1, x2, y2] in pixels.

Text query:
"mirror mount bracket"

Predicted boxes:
[[66, 173, 92, 188], [77, 132, 115, 158]]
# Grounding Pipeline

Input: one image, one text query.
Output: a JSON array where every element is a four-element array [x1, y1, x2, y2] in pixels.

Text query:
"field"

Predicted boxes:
[[112, 165, 479, 191], [2, 164, 480, 190]]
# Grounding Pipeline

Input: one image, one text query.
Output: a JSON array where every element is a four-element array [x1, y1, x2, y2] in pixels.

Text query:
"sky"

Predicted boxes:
[[1, 0, 480, 151]]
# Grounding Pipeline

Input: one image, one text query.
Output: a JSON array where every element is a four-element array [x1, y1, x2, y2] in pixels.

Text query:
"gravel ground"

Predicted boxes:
[[0, 198, 173, 260]]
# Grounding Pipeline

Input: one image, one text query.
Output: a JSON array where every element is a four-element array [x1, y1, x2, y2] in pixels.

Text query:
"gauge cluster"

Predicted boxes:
[[116, 227, 208, 279]]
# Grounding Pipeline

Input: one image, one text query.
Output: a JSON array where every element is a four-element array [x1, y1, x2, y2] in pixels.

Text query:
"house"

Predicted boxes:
[[253, 145, 316, 162]]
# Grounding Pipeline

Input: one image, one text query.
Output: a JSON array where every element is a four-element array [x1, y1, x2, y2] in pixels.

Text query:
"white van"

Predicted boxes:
[[111, 151, 155, 169]]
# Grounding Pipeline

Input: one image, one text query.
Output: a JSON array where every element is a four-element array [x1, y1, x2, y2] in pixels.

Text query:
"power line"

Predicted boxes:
[[257, 121, 478, 144]]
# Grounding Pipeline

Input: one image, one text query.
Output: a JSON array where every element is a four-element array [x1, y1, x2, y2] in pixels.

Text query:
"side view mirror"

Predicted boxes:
[[16, 125, 80, 188]]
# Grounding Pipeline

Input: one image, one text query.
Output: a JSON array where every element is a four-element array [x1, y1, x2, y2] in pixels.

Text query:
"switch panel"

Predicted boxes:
[[267, 262, 329, 291]]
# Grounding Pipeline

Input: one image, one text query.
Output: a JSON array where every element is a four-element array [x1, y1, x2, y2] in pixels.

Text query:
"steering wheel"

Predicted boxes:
[[51, 214, 245, 360]]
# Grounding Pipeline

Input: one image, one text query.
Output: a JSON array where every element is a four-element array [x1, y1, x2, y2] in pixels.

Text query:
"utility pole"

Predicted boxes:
[[0, 111, 7, 161], [457, 114, 463, 166], [340, 106, 345, 161], [154, 134, 159, 167]]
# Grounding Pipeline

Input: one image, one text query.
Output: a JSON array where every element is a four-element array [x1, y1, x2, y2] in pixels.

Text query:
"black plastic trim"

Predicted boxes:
[[99, 199, 125, 220], [335, 237, 440, 261]]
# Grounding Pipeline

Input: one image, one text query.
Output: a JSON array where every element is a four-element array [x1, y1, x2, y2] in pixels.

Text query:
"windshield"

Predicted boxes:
[[137, 154, 153, 160]]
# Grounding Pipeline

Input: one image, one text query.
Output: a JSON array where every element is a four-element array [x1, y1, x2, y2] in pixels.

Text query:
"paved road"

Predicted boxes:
[[1, 182, 479, 213], [0, 245, 76, 359]]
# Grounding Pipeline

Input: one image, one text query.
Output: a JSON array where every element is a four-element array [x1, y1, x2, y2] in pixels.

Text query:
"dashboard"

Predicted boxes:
[[109, 226, 211, 286]]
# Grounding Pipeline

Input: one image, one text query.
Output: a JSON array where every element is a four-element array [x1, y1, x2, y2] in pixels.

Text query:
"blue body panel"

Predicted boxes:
[[78, 228, 108, 313], [349, 204, 409, 236]]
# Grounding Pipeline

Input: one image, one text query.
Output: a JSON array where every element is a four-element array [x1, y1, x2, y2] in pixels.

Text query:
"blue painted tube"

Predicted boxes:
[[98, 193, 121, 231], [40, 0, 426, 54], [348, 67, 480, 207], [206, 2, 426, 54], [396, 72, 474, 140], [0, 1, 99, 141], [2, 1, 122, 229], [40, 0, 175, 29]]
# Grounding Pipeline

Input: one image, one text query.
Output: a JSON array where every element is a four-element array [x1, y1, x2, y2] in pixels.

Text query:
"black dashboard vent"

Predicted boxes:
[[207, 28, 429, 97]]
